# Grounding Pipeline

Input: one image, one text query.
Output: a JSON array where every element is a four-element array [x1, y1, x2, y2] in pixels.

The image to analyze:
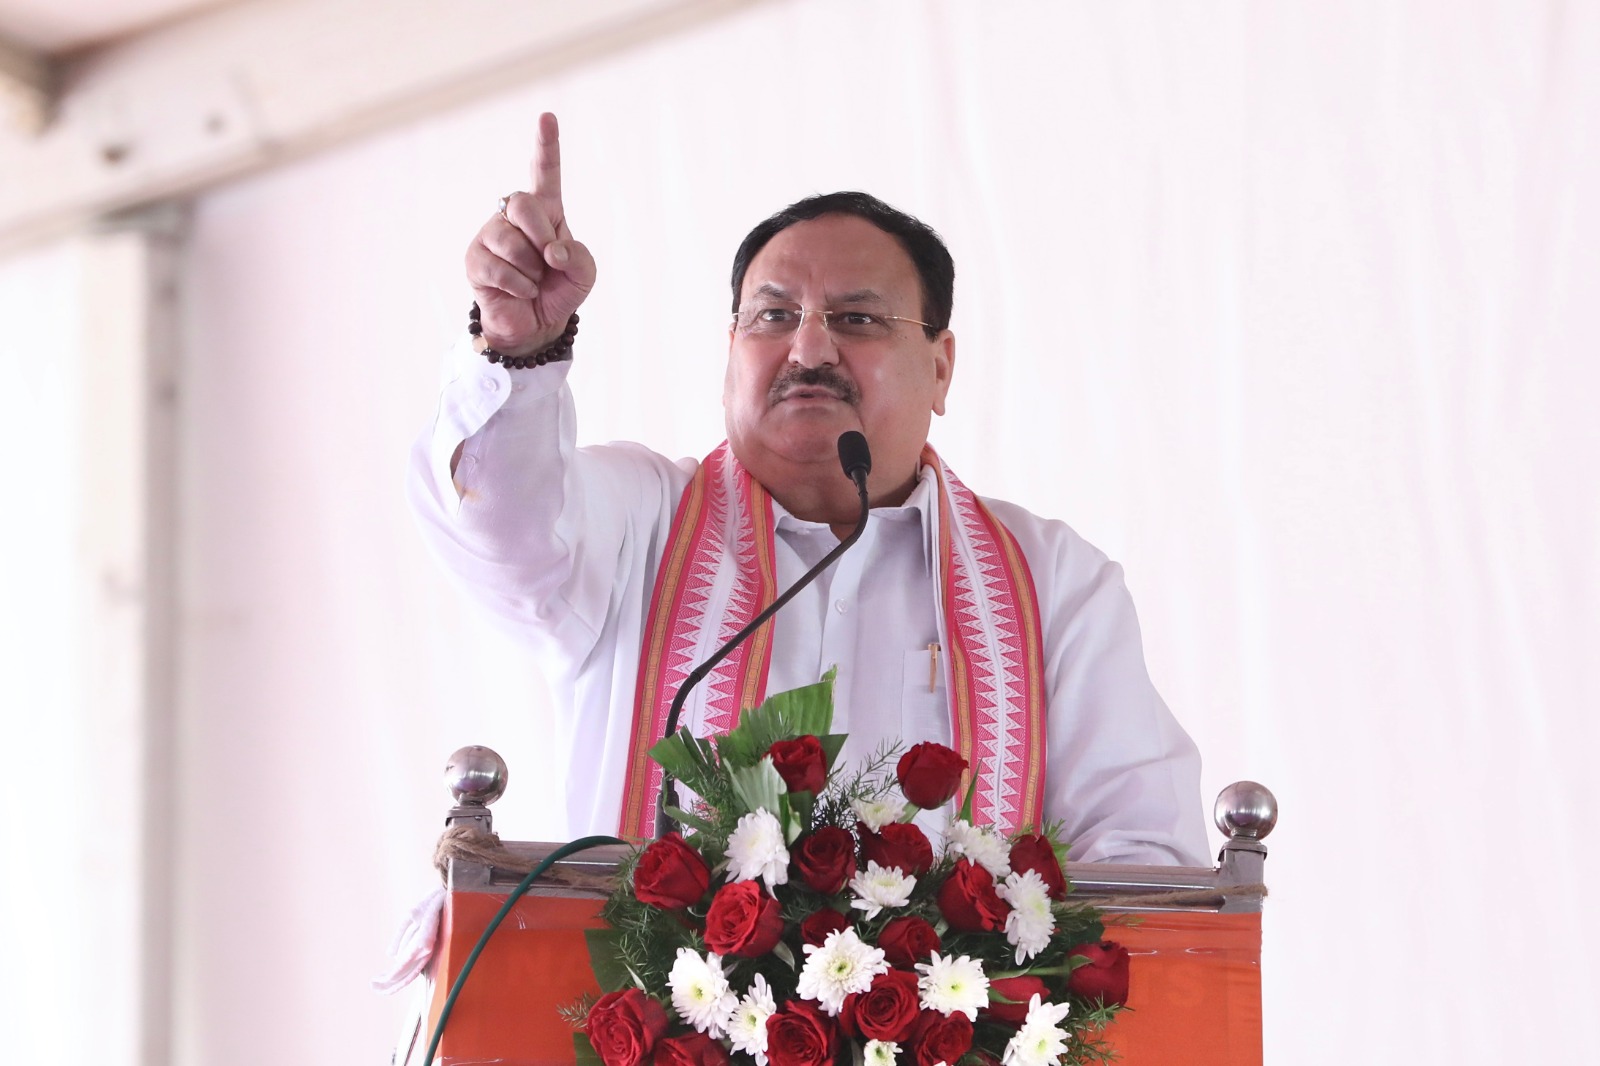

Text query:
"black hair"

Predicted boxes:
[[729, 191, 954, 339]]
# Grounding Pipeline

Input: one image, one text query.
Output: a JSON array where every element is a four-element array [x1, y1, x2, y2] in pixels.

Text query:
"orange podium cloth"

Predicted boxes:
[[1101, 912, 1263, 1065], [427, 893, 1261, 1066]]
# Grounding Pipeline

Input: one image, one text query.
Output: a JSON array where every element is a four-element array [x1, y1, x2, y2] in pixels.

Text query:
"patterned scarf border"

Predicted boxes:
[[926, 447, 1048, 832], [618, 443, 776, 839], [619, 443, 1044, 839]]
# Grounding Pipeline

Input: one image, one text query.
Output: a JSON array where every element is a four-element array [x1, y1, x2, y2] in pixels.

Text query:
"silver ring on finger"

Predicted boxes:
[[497, 193, 515, 220]]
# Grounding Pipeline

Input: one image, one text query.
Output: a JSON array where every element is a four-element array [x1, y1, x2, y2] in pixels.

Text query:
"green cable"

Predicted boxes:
[[421, 834, 626, 1066]]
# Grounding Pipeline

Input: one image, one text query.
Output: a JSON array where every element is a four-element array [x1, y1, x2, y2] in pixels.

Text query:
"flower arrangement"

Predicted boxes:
[[574, 673, 1131, 1066]]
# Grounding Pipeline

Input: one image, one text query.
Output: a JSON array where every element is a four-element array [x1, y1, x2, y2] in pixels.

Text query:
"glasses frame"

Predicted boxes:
[[730, 306, 935, 339]]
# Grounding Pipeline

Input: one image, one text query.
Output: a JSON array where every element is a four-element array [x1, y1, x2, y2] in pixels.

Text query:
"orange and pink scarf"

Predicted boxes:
[[619, 442, 1047, 839]]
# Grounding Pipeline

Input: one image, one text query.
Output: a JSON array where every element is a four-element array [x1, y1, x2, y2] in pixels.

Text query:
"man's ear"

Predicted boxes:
[[931, 330, 955, 416]]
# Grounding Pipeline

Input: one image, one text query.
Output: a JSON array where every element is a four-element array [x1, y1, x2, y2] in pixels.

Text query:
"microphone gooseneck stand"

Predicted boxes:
[[652, 430, 873, 838]]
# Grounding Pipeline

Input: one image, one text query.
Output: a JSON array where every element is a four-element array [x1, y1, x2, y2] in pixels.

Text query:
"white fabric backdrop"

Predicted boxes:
[[5, 0, 1597, 1063], [0, 242, 105, 1066]]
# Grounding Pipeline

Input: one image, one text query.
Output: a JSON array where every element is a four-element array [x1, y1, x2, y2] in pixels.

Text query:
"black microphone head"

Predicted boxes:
[[837, 431, 872, 483]]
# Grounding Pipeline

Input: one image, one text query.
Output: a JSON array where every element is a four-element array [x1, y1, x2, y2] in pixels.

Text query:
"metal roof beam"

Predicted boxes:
[[0, 0, 756, 256], [0, 28, 55, 136]]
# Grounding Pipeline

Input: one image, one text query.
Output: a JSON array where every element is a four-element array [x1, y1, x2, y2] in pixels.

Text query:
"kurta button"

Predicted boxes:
[[833, 600, 847, 614], [483, 377, 500, 392]]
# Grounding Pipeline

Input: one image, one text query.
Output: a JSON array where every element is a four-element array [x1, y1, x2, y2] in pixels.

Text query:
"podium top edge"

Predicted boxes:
[[445, 841, 1268, 914]]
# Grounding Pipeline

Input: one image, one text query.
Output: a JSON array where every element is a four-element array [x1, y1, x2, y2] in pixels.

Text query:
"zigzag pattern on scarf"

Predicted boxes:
[[940, 457, 1032, 832]]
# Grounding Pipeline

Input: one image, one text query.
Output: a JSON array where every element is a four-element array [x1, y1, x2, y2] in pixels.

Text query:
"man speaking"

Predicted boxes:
[[409, 114, 1207, 866]]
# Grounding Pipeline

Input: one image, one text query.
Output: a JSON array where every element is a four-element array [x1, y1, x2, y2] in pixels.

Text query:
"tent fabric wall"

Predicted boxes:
[[3, 1, 1595, 1064]]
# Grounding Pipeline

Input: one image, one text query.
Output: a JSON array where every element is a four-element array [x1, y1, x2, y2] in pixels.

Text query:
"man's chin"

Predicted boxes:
[[734, 421, 859, 470]]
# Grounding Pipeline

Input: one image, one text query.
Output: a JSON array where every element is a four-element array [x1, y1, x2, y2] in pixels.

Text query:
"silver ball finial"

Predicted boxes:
[[445, 745, 508, 806], [1214, 780, 1278, 840]]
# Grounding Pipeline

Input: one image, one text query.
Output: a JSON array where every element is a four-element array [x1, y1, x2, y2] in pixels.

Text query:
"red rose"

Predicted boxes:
[[799, 907, 851, 947], [1066, 940, 1131, 1006], [1008, 834, 1067, 900], [837, 993, 861, 1039], [792, 826, 856, 894], [981, 976, 1051, 1026], [766, 999, 837, 1066], [704, 880, 785, 957], [585, 989, 669, 1066], [655, 1032, 732, 1066], [858, 822, 934, 875], [909, 1009, 973, 1066], [936, 859, 1011, 932], [768, 735, 827, 794], [852, 969, 921, 1043], [876, 915, 941, 969], [896, 743, 967, 809], [632, 833, 711, 910]]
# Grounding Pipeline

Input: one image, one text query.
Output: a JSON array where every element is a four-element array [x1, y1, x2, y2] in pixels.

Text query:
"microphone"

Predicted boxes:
[[654, 432, 873, 836], [837, 430, 871, 486]]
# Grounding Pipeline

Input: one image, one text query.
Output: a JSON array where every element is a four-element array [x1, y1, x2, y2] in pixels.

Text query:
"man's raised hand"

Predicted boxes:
[[465, 112, 597, 357]]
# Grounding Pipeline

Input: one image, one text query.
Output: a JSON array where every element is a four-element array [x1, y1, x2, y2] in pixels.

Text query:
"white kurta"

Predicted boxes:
[[409, 341, 1209, 866]]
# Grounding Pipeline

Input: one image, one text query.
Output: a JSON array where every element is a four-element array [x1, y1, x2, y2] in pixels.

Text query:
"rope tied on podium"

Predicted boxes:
[[432, 822, 520, 881]]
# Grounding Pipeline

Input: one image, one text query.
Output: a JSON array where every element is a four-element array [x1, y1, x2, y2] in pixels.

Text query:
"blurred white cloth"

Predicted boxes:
[[371, 887, 445, 994]]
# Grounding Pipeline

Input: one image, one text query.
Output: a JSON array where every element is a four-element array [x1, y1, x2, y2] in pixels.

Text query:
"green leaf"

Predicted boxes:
[[787, 789, 816, 835], [663, 806, 716, 834], [957, 772, 979, 823], [648, 727, 721, 790], [574, 1032, 603, 1066], [584, 928, 635, 992], [817, 732, 848, 770], [759, 670, 837, 735], [779, 792, 813, 843], [730, 757, 786, 815], [715, 672, 839, 770]]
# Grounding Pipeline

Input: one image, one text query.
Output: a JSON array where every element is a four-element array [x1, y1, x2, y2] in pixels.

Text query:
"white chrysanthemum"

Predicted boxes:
[[863, 1040, 900, 1066], [915, 952, 990, 1021], [852, 796, 903, 832], [943, 820, 1011, 878], [726, 808, 790, 891], [727, 973, 777, 1065], [668, 948, 737, 1038], [848, 860, 916, 920], [797, 928, 889, 1015], [1002, 994, 1073, 1066], [996, 869, 1056, 964]]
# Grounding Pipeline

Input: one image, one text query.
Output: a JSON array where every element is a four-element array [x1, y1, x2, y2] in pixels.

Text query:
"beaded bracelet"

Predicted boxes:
[[468, 303, 579, 369]]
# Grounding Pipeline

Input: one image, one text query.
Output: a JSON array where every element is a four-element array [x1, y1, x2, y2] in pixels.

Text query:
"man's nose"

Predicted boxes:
[[787, 310, 840, 368]]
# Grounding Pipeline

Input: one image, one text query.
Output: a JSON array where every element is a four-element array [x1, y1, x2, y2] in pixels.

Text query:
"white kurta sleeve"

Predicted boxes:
[[987, 499, 1210, 867], [406, 338, 689, 660]]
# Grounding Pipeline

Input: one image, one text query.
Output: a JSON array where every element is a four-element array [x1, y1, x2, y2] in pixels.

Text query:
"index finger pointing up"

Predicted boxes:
[[531, 111, 562, 203]]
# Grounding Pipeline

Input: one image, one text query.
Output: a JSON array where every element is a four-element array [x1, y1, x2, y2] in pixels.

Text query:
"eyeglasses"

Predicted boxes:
[[731, 305, 934, 341]]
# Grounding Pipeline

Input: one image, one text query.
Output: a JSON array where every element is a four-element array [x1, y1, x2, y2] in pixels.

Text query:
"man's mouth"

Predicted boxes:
[[780, 385, 845, 401], [769, 369, 859, 407]]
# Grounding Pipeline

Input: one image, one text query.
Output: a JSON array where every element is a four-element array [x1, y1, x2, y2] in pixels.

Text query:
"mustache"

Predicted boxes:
[[768, 366, 861, 406]]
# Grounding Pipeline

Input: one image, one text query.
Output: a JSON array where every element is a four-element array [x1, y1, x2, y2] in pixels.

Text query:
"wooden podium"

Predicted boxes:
[[408, 752, 1274, 1066]]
